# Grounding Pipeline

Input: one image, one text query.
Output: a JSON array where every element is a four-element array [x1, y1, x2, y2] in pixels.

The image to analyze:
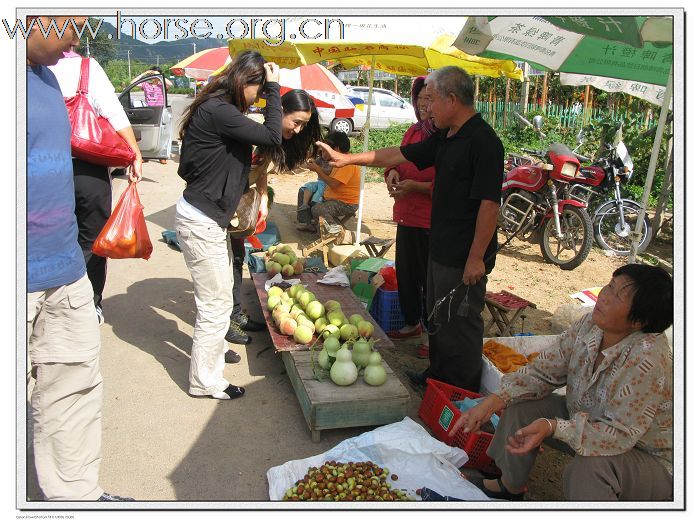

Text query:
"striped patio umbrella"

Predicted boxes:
[[278, 63, 356, 120], [170, 46, 231, 81], [211, 62, 358, 121]]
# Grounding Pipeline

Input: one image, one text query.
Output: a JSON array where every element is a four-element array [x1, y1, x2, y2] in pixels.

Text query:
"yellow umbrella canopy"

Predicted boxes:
[[294, 35, 522, 79], [227, 39, 305, 69], [227, 37, 522, 80]]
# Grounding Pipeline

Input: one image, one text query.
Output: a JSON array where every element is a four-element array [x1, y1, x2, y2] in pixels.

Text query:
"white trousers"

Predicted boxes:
[[27, 274, 104, 501], [175, 211, 233, 396]]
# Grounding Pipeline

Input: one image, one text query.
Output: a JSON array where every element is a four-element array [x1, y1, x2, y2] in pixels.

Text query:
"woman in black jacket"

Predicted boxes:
[[174, 50, 281, 400], [224, 89, 322, 353]]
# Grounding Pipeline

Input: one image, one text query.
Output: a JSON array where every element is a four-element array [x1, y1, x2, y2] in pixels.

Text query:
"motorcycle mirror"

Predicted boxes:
[[533, 115, 544, 130], [513, 112, 532, 127]]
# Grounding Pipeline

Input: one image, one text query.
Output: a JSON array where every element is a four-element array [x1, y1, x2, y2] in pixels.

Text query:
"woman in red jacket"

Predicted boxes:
[[385, 77, 435, 358]]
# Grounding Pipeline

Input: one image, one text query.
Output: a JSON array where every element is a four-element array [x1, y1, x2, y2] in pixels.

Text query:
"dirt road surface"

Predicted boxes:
[[24, 156, 674, 506]]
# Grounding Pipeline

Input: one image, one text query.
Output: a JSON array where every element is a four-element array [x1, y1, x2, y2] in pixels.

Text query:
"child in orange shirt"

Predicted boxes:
[[297, 131, 361, 233], [298, 131, 350, 211]]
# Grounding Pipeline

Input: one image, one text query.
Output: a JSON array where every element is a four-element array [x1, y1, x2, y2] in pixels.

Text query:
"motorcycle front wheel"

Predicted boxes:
[[593, 201, 653, 255], [539, 206, 594, 270]]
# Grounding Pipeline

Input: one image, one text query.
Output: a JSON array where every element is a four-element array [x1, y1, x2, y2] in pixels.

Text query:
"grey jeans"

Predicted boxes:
[[487, 395, 673, 501]]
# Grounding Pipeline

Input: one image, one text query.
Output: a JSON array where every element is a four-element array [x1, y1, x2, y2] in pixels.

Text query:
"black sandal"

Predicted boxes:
[[223, 384, 245, 398], [208, 384, 245, 400], [470, 476, 524, 501]]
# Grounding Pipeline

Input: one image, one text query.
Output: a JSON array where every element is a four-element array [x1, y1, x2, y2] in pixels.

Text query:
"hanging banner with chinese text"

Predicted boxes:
[[559, 73, 671, 107], [453, 16, 672, 86]]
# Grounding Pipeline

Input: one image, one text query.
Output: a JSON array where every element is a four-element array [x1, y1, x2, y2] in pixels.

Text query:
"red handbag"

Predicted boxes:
[[64, 58, 136, 168]]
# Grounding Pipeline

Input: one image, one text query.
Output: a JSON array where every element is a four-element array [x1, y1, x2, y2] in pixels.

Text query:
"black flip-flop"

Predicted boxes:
[[470, 476, 524, 501]]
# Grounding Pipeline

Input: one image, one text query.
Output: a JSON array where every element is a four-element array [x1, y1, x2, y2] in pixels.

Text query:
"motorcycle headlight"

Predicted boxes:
[[561, 162, 578, 178]]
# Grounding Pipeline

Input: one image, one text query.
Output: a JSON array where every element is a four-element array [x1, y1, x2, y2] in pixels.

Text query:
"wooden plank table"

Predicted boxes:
[[281, 351, 410, 442], [251, 273, 393, 351], [251, 272, 409, 441]]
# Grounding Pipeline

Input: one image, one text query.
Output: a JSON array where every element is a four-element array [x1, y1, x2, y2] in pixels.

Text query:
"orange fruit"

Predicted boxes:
[[117, 231, 136, 249]]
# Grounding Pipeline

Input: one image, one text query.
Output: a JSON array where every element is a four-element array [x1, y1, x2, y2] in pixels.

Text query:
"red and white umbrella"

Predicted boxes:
[[171, 46, 231, 81], [278, 64, 355, 119], [242, 64, 355, 120]]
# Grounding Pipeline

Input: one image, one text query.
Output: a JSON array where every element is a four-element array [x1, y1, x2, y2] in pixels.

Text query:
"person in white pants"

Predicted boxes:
[[26, 15, 132, 502], [174, 51, 282, 399]]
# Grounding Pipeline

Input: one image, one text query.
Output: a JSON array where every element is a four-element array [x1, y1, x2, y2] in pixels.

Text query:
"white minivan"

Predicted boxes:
[[118, 72, 174, 161], [319, 86, 417, 134]]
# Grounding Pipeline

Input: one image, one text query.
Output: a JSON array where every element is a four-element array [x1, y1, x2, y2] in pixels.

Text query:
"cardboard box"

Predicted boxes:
[[328, 244, 369, 267], [354, 257, 393, 273], [351, 273, 386, 310], [350, 269, 374, 288], [479, 335, 563, 395]]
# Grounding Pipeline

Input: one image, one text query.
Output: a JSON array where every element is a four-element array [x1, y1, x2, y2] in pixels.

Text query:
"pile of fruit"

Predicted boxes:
[[264, 244, 305, 277], [282, 460, 414, 501], [315, 335, 388, 387], [266, 283, 388, 387], [267, 284, 374, 346]]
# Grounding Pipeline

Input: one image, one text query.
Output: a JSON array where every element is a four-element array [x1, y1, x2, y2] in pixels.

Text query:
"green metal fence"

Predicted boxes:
[[475, 101, 658, 131]]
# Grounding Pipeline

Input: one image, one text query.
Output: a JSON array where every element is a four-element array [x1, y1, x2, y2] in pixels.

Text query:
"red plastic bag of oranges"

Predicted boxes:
[[92, 182, 153, 259]]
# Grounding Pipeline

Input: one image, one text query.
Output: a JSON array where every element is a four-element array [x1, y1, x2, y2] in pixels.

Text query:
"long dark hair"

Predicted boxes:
[[179, 50, 265, 141], [257, 89, 321, 172]]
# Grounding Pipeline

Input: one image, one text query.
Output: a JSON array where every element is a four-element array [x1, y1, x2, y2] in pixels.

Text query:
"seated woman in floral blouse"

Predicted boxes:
[[449, 263, 673, 501]]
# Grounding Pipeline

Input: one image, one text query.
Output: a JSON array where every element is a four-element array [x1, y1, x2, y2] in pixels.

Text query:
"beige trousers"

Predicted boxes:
[[27, 274, 103, 501], [487, 395, 673, 501], [175, 211, 233, 396]]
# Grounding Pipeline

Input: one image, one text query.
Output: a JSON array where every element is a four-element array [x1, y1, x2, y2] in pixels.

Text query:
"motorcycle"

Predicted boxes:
[[500, 115, 594, 270], [566, 126, 653, 255]]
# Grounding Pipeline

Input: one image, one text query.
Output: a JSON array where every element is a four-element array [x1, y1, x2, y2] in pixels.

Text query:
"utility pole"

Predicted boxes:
[[192, 43, 197, 97], [127, 50, 131, 79], [519, 62, 530, 117], [156, 55, 160, 67]]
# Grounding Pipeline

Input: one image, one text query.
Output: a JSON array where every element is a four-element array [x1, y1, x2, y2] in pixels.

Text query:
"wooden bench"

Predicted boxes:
[[484, 290, 536, 337], [360, 237, 396, 258], [301, 217, 347, 267], [301, 218, 395, 266]]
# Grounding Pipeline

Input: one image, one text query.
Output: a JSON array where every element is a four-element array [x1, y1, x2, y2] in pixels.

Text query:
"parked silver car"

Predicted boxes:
[[318, 86, 417, 134]]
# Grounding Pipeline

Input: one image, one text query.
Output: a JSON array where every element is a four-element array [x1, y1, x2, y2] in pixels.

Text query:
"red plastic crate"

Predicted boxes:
[[418, 378, 500, 475]]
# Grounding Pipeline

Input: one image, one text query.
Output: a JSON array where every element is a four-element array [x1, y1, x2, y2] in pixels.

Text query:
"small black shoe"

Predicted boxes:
[[225, 350, 241, 364], [225, 320, 252, 345], [470, 476, 524, 501], [233, 312, 266, 332], [210, 384, 245, 400], [97, 492, 135, 502]]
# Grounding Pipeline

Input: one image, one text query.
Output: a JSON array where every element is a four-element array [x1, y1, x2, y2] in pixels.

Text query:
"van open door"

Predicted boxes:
[[118, 74, 173, 160]]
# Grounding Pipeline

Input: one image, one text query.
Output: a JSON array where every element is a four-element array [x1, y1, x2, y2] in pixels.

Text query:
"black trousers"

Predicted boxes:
[[395, 225, 430, 327], [230, 235, 245, 319], [72, 159, 111, 309], [425, 258, 487, 392]]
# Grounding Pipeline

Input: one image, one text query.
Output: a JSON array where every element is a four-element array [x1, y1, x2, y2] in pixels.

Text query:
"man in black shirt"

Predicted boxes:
[[317, 66, 503, 392]]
